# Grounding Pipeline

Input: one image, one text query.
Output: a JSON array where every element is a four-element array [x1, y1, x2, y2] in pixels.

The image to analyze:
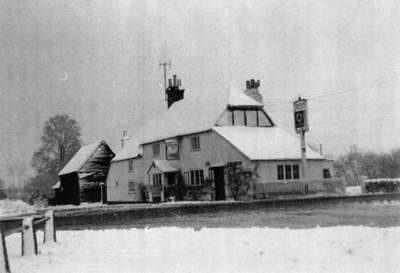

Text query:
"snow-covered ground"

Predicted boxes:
[[5, 226, 400, 273]]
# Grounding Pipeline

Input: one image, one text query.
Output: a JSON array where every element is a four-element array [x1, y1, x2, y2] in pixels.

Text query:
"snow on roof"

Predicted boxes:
[[112, 137, 143, 162], [59, 140, 105, 176], [228, 86, 263, 107], [148, 159, 178, 173], [52, 181, 61, 189], [212, 126, 325, 161], [113, 85, 271, 161]]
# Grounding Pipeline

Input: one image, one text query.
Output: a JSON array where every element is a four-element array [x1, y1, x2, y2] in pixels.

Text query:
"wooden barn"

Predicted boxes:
[[57, 140, 115, 205]]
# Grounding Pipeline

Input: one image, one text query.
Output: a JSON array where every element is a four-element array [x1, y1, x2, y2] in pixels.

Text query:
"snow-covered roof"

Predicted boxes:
[[113, 85, 252, 161], [228, 86, 263, 107], [147, 159, 178, 173], [112, 137, 143, 162], [52, 181, 61, 189], [59, 140, 107, 176], [212, 126, 325, 161]]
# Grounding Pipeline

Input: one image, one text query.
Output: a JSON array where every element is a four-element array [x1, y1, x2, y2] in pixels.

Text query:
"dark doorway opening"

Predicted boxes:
[[213, 167, 226, 200]]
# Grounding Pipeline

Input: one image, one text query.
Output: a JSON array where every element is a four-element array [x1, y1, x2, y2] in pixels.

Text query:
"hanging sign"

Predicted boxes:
[[165, 139, 179, 160], [293, 97, 309, 133]]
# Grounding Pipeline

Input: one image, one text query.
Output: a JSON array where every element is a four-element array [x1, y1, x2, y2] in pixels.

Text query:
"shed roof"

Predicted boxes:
[[58, 140, 111, 176], [212, 126, 325, 161]]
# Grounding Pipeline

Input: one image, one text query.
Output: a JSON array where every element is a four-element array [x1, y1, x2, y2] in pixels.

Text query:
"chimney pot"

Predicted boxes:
[[168, 78, 172, 87], [173, 75, 177, 87]]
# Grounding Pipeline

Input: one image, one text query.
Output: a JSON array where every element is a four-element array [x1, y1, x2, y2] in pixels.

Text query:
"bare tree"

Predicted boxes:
[[32, 114, 82, 174]]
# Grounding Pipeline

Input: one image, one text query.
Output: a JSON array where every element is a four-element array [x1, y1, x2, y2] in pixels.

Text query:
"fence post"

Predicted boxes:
[[0, 230, 10, 273], [21, 217, 37, 256], [44, 211, 56, 243]]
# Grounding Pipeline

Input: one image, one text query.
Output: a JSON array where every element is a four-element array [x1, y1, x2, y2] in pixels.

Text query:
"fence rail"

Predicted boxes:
[[0, 210, 56, 273]]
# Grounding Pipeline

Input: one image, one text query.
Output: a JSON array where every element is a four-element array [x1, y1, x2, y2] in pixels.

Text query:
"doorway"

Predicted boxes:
[[212, 167, 226, 200]]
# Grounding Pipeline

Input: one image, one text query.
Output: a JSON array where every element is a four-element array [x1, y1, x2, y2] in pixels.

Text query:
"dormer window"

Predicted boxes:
[[226, 109, 273, 127]]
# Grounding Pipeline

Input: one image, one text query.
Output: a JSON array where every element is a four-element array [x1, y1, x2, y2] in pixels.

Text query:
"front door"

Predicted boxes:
[[213, 167, 226, 200]]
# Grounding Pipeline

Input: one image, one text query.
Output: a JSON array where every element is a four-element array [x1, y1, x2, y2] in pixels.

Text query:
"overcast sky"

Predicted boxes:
[[1, 0, 400, 182]]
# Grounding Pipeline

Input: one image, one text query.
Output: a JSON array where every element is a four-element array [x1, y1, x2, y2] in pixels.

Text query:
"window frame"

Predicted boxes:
[[190, 135, 201, 151], [128, 181, 135, 194], [152, 173, 162, 186], [293, 165, 300, 179], [277, 165, 284, 180], [323, 169, 331, 179], [128, 159, 134, 172], [152, 143, 160, 158], [189, 169, 204, 186]]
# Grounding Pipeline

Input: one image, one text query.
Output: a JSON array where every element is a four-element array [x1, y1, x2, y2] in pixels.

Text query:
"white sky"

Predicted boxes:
[[1, 0, 400, 180]]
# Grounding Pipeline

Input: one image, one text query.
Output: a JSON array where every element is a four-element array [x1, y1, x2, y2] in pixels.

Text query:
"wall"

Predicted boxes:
[[106, 157, 145, 202], [255, 160, 334, 183]]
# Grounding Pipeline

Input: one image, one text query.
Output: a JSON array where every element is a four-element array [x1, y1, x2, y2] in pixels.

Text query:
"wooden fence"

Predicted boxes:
[[0, 210, 56, 273]]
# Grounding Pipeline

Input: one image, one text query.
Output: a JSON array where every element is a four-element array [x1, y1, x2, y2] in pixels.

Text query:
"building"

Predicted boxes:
[[106, 80, 337, 203], [57, 140, 115, 205]]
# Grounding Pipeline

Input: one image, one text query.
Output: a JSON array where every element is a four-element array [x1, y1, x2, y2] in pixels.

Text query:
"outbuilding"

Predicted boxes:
[[58, 140, 115, 205]]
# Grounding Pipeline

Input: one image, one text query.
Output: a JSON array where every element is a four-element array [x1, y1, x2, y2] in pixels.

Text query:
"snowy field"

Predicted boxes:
[[5, 226, 400, 273]]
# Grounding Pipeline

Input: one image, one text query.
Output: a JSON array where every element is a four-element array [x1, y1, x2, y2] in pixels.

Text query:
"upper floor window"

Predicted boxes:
[[191, 136, 201, 151], [230, 109, 272, 127], [152, 143, 160, 157], [128, 159, 134, 172]]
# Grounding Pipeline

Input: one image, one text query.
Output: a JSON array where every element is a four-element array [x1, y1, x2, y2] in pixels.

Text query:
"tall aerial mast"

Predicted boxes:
[[159, 42, 171, 100]]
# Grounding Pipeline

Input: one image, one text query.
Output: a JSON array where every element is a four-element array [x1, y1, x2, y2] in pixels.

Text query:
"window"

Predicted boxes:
[[277, 164, 300, 180], [152, 143, 160, 157], [115, 181, 119, 187], [184, 171, 189, 185], [128, 159, 134, 172], [323, 169, 331, 179], [191, 136, 201, 151], [128, 182, 135, 194], [233, 110, 245, 125], [153, 173, 162, 186], [190, 170, 204, 186], [246, 110, 258, 127], [277, 165, 284, 180], [285, 165, 292, 179], [258, 110, 272, 127], [293, 165, 300, 179]]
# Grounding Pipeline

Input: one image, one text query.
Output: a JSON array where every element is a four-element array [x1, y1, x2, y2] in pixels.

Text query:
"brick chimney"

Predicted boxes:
[[166, 75, 185, 108], [121, 130, 130, 148], [245, 79, 263, 104]]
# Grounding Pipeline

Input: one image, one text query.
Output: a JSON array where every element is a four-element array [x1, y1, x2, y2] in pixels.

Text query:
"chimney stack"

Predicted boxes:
[[121, 130, 130, 148], [244, 79, 263, 104], [166, 74, 185, 108]]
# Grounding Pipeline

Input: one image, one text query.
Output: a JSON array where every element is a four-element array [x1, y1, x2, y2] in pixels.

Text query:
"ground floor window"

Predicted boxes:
[[184, 171, 189, 185], [128, 182, 135, 194], [323, 169, 331, 179], [190, 169, 204, 186], [153, 173, 162, 186], [277, 164, 300, 180]]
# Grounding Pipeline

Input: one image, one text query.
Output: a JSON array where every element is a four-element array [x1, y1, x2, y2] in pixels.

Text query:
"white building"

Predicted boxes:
[[106, 80, 338, 203]]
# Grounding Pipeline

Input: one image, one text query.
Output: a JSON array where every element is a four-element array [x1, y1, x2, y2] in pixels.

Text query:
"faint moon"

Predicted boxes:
[[59, 71, 68, 81]]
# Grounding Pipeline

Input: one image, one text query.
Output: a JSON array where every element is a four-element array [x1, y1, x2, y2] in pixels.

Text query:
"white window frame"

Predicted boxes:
[[128, 182, 135, 194], [128, 159, 134, 172], [190, 136, 201, 151]]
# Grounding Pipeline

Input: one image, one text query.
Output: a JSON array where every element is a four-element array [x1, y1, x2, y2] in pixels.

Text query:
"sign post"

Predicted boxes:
[[293, 97, 309, 181]]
